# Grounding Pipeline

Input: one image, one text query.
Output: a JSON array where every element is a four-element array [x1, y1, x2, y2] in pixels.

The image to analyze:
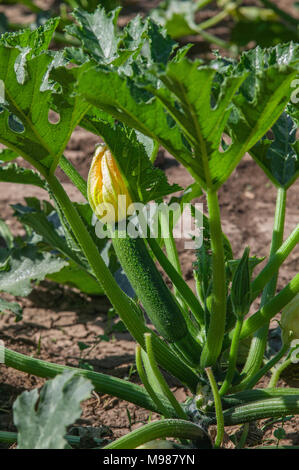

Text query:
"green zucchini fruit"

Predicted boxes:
[[112, 228, 202, 367]]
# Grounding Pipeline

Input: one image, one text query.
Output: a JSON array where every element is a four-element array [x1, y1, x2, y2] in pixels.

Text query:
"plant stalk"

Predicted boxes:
[[219, 317, 243, 396], [237, 272, 299, 341], [103, 419, 211, 449], [201, 190, 226, 367], [59, 155, 87, 199], [234, 344, 289, 391], [205, 367, 224, 448], [2, 347, 175, 416], [240, 187, 286, 386], [135, 345, 171, 418], [144, 333, 188, 420], [268, 357, 292, 388], [222, 387, 299, 409]]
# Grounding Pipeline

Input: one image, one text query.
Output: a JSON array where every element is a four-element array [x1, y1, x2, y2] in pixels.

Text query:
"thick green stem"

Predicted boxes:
[[238, 272, 299, 341], [135, 345, 172, 418], [44, 173, 198, 390], [268, 357, 292, 388], [103, 419, 211, 449], [241, 187, 286, 386], [251, 223, 299, 300], [219, 317, 243, 396], [201, 190, 226, 367], [205, 367, 224, 448], [2, 347, 175, 416], [59, 155, 87, 199], [145, 333, 188, 420]]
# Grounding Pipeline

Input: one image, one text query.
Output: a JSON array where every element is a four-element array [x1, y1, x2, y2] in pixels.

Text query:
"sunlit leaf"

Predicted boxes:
[[0, 245, 68, 296], [14, 371, 93, 449]]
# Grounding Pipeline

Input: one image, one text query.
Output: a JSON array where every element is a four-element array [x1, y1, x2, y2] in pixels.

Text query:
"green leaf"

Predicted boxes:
[[0, 245, 68, 296], [75, 63, 194, 168], [81, 117, 181, 203], [155, 58, 247, 188], [156, 45, 298, 188], [76, 42, 298, 190], [0, 18, 59, 87], [250, 112, 299, 188], [0, 162, 46, 188], [11, 201, 109, 295], [227, 44, 299, 173], [13, 370, 93, 449], [0, 17, 59, 55], [13, 198, 111, 273], [12, 201, 83, 265], [66, 7, 122, 65], [0, 24, 89, 174], [0, 297, 22, 321], [47, 260, 104, 295], [150, 0, 203, 39], [66, 6, 175, 74]]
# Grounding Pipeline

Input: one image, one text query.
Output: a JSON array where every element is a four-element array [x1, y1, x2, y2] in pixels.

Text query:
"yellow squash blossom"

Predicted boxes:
[[87, 144, 133, 224]]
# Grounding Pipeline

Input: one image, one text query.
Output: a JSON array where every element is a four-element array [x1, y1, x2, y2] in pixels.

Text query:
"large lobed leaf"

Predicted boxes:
[[13, 370, 93, 449], [74, 62, 195, 170], [73, 23, 298, 190], [154, 43, 299, 189], [0, 19, 90, 174]]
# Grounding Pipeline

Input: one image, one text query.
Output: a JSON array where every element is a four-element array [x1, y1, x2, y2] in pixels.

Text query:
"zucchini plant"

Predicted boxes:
[[0, 6, 299, 449]]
